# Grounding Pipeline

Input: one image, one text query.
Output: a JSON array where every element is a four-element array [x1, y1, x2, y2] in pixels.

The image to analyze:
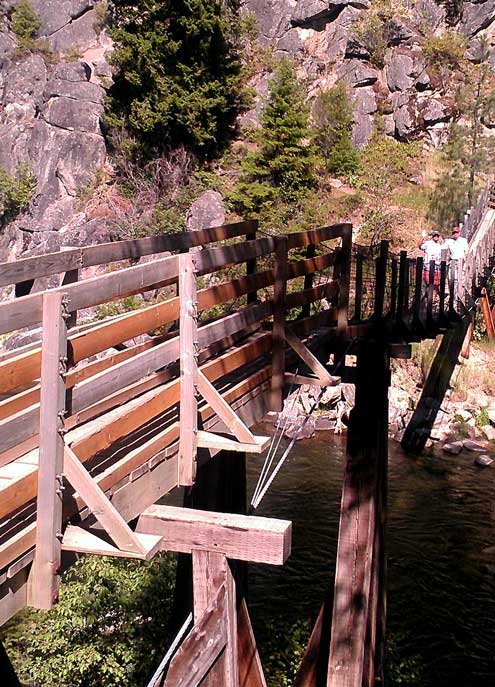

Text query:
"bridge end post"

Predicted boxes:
[[269, 236, 288, 412]]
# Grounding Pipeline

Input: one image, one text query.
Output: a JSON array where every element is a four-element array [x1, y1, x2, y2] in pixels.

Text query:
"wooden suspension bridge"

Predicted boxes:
[[0, 184, 494, 687]]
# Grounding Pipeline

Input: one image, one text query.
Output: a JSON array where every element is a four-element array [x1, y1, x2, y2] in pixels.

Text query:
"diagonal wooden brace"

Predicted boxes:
[[197, 370, 257, 444], [285, 328, 340, 386], [61, 446, 161, 559]]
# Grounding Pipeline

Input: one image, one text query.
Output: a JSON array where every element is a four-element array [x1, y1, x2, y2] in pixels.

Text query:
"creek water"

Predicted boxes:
[[246, 431, 495, 686]]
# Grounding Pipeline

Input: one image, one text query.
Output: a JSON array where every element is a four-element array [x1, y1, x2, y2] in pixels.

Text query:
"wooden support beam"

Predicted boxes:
[[137, 505, 292, 565], [301, 243, 316, 319], [197, 371, 257, 444], [28, 291, 68, 610], [480, 287, 495, 340], [373, 240, 389, 318], [63, 446, 161, 557], [285, 328, 340, 386], [238, 599, 267, 687], [328, 342, 389, 687], [196, 431, 269, 454], [164, 582, 228, 687], [191, 551, 239, 687], [178, 252, 199, 487], [270, 236, 288, 412]]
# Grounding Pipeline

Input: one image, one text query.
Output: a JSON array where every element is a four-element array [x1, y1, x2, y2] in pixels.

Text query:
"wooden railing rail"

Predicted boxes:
[[0, 221, 258, 290]]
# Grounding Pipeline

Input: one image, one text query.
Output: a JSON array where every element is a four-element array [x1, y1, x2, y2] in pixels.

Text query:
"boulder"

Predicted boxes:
[[474, 454, 494, 467], [43, 96, 103, 133], [460, 1, 495, 37], [187, 191, 225, 232], [30, 0, 98, 51], [336, 59, 378, 87], [345, 34, 371, 60], [2, 53, 47, 111], [481, 424, 495, 441], [291, 0, 329, 26], [43, 79, 104, 105], [351, 86, 377, 148], [463, 439, 486, 452], [244, 0, 293, 42], [275, 28, 304, 55], [393, 94, 421, 140], [386, 17, 417, 46], [385, 48, 426, 92], [442, 440, 464, 454]]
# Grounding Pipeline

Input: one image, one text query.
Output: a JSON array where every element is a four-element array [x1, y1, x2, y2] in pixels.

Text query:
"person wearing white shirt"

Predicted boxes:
[[445, 226, 468, 289], [445, 226, 468, 260], [419, 231, 443, 290]]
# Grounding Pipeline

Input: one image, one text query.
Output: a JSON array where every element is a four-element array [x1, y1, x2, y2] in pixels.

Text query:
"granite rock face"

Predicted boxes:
[[0, 1, 112, 266]]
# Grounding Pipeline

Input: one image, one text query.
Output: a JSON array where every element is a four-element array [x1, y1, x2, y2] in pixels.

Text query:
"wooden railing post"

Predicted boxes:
[[338, 225, 352, 339], [373, 240, 389, 319], [270, 236, 288, 413], [178, 251, 198, 486], [413, 257, 423, 325], [389, 256, 398, 319], [396, 251, 408, 324], [61, 267, 79, 329], [301, 242, 316, 319], [354, 251, 364, 322], [28, 291, 69, 609], [246, 220, 258, 304]]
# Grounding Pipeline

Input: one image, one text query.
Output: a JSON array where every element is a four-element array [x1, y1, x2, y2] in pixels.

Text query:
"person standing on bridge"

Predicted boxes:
[[445, 226, 468, 292], [419, 230, 443, 291]]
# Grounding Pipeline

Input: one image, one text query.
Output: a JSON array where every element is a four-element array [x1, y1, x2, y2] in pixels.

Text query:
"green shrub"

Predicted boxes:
[[2, 554, 176, 687], [313, 84, 360, 178], [475, 407, 490, 428], [354, 13, 388, 68], [0, 164, 36, 224], [423, 31, 467, 69], [10, 0, 41, 48]]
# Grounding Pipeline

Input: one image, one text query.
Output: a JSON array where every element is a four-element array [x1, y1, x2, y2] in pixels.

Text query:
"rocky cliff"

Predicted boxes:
[[1, 0, 495, 265]]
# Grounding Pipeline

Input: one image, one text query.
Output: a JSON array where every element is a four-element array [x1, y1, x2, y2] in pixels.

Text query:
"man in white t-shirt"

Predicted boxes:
[[419, 230, 443, 294], [445, 226, 468, 260], [445, 226, 468, 289]]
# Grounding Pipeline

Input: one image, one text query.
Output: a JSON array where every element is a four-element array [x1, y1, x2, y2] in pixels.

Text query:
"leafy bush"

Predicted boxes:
[[230, 59, 318, 215], [2, 554, 176, 687], [0, 164, 36, 224], [423, 31, 467, 69], [107, 0, 244, 158], [10, 0, 41, 48], [353, 13, 389, 68], [313, 84, 359, 178]]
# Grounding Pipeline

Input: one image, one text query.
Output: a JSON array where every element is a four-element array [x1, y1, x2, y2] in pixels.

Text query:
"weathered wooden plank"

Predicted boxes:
[[373, 241, 389, 318], [196, 238, 275, 276], [28, 292, 67, 610], [286, 223, 350, 249], [0, 254, 179, 336], [238, 599, 267, 687], [196, 431, 269, 454], [285, 282, 338, 310], [163, 583, 227, 687], [0, 221, 256, 289], [138, 505, 292, 565], [178, 252, 198, 487]]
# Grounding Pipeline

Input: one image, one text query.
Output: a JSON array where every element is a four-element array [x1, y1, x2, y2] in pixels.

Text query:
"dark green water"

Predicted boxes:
[[246, 431, 495, 686]]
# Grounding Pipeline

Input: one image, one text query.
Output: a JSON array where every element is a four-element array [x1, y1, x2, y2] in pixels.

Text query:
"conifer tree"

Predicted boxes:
[[313, 83, 359, 177], [232, 59, 317, 215], [107, 0, 243, 157]]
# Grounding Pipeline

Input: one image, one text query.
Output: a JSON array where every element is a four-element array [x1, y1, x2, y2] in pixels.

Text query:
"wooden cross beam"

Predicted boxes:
[[284, 328, 340, 387], [138, 506, 291, 687]]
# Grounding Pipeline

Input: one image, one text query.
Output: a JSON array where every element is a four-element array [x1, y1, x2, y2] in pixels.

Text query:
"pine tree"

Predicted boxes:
[[231, 59, 317, 215], [108, 0, 243, 157], [313, 83, 359, 177]]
